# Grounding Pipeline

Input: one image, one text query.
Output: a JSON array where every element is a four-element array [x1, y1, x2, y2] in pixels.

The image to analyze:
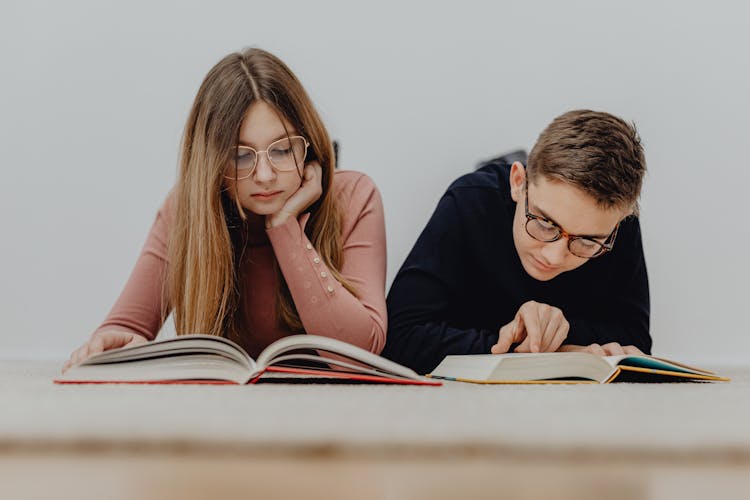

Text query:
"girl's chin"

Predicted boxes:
[[244, 205, 276, 215], [240, 199, 287, 216], [245, 208, 279, 217]]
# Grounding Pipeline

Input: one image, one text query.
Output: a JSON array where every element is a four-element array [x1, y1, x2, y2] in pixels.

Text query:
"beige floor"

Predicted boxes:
[[3, 451, 750, 500], [3, 361, 749, 499]]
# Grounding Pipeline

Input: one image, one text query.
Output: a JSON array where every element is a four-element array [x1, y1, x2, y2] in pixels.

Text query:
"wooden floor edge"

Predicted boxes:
[[2, 439, 750, 465]]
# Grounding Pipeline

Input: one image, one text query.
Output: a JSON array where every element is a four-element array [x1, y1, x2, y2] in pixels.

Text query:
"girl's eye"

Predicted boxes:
[[235, 149, 256, 164], [271, 147, 293, 156]]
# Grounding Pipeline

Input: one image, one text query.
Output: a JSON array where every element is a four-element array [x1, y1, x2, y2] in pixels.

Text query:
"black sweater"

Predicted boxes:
[[383, 161, 651, 374]]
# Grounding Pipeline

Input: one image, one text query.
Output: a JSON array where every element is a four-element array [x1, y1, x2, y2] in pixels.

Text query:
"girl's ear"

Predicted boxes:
[[509, 162, 526, 202]]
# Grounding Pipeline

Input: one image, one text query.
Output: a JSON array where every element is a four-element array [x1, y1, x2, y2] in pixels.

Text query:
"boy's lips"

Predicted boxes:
[[532, 256, 559, 272]]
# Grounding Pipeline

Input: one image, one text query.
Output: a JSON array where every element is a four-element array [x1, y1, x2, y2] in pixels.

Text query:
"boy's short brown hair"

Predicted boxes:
[[527, 110, 646, 214]]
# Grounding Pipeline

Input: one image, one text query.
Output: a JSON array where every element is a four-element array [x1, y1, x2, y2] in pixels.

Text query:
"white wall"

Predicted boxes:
[[1, 0, 748, 364]]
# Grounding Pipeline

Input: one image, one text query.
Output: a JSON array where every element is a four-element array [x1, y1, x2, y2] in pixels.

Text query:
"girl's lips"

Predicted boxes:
[[251, 191, 282, 199]]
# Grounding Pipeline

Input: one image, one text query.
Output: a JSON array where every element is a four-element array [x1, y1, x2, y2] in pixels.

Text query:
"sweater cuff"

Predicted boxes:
[[265, 212, 310, 243]]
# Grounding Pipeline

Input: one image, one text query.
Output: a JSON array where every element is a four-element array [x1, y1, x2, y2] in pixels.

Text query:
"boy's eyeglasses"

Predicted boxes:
[[524, 186, 619, 259]]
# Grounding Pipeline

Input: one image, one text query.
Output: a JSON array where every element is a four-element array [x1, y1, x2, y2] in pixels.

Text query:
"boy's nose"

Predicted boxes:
[[540, 238, 570, 266]]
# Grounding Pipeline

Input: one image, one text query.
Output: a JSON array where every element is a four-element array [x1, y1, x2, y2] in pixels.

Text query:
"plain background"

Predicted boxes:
[[1, 0, 748, 364]]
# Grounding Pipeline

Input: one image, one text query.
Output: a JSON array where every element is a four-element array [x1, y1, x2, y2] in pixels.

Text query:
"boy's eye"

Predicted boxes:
[[577, 239, 598, 249], [535, 219, 557, 231]]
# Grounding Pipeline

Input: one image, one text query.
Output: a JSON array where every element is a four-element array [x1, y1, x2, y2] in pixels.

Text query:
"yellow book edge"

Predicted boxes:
[[611, 365, 730, 382], [425, 374, 599, 385], [426, 366, 731, 384]]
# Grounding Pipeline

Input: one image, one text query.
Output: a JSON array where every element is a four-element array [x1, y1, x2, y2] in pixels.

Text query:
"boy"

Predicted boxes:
[[383, 110, 650, 374]]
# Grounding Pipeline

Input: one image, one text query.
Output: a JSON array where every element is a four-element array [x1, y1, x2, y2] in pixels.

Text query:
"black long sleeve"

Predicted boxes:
[[383, 162, 651, 374]]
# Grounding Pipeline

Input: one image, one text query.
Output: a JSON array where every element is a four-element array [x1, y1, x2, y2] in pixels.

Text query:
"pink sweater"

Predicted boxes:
[[95, 170, 387, 357]]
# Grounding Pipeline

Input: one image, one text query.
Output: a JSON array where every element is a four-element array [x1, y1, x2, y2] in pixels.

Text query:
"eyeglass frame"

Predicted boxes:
[[224, 135, 310, 180], [523, 185, 619, 259]]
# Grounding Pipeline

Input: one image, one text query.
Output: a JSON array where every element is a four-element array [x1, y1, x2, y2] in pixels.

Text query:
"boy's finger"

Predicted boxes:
[[491, 322, 516, 354], [587, 343, 606, 356], [623, 345, 643, 355], [520, 308, 541, 353], [549, 321, 569, 352]]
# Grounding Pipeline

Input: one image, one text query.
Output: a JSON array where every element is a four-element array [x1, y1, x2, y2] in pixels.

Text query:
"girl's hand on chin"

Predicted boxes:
[[266, 162, 323, 228]]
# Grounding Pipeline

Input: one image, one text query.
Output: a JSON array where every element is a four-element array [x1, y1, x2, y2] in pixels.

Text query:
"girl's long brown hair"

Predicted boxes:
[[167, 48, 355, 339]]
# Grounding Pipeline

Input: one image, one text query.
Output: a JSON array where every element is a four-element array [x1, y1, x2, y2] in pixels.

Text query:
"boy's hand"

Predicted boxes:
[[558, 343, 644, 356], [491, 301, 569, 354], [62, 330, 148, 372]]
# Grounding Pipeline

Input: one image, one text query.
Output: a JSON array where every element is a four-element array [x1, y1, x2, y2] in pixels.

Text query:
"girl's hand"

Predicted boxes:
[[62, 330, 148, 372], [266, 162, 323, 228]]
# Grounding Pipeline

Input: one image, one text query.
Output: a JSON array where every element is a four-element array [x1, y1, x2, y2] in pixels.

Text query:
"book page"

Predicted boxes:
[[78, 335, 256, 373], [431, 353, 617, 383], [266, 353, 418, 379], [256, 335, 421, 380], [60, 353, 253, 384]]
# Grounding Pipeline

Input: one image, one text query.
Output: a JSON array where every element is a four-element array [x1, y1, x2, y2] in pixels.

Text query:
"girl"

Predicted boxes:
[[64, 48, 387, 370]]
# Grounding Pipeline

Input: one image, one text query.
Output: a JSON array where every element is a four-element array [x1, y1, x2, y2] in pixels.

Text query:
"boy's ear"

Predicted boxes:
[[509, 162, 526, 202]]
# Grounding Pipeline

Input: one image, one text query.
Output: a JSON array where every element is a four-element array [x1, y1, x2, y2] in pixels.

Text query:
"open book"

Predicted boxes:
[[56, 334, 440, 386], [428, 352, 729, 384]]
